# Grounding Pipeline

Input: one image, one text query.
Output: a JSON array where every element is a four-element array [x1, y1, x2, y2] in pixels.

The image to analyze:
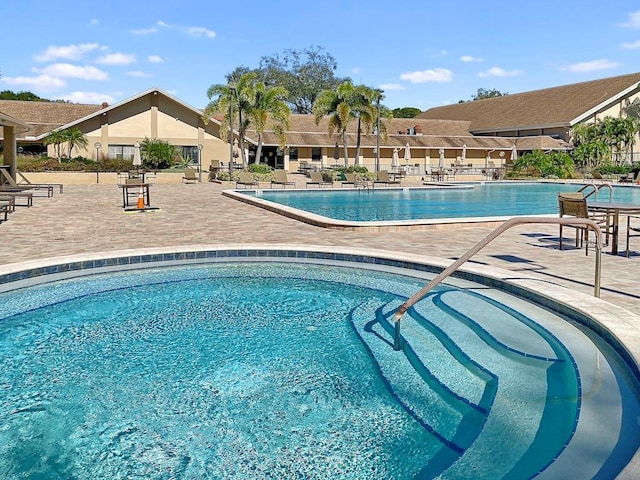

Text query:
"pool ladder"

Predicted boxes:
[[391, 217, 603, 350], [578, 182, 613, 201]]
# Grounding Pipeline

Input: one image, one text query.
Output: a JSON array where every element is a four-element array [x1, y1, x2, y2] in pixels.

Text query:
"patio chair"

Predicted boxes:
[[558, 193, 610, 255], [0, 195, 16, 213], [0, 168, 53, 197], [17, 170, 64, 193], [236, 171, 259, 189], [618, 172, 635, 183], [182, 167, 198, 184], [306, 171, 333, 188], [625, 216, 640, 257], [373, 170, 401, 188], [341, 172, 357, 187], [271, 169, 296, 189], [0, 192, 32, 207]]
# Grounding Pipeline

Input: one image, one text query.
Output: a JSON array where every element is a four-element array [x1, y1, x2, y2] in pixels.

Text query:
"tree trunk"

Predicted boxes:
[[355, 117, 362, 165], [342, 129, 349, 167], [256, 135, 263, 165]]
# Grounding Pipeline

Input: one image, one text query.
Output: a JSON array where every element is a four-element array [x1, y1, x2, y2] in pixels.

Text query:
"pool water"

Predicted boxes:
[[1, 261, 638, 479], [249, 183, 640, 221]]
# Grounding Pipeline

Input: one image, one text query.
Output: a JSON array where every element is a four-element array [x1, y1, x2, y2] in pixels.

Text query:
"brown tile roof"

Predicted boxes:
[[0, 100, 103, 139], [417, 71, 640, 132]]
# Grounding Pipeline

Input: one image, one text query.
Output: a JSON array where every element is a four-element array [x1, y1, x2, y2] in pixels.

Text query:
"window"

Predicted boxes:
[[311, 147, 321, 162], [108, 145, 135, 161], [181, 146, 199, 165], [289, 147, 298, 160]]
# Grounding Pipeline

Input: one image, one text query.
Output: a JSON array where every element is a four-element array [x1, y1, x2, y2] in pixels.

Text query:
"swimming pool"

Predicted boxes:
[[1, 247, 639, 479], [227, 182, 640, 228]]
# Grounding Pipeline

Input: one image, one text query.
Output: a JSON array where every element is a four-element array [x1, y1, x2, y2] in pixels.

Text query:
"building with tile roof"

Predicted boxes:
[[7, 72, 638, 176]]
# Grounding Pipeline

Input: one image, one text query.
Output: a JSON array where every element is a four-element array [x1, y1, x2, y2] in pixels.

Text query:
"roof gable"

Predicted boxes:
[[417, 71, 640, 132]]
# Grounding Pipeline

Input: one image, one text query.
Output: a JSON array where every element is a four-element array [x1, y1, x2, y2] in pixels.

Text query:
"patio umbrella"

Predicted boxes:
[[333, 143, 340, 166], [404, 143, 411, 166], [392, 148, 399, 170], [511, 144, 518, 161], [438, 148, 445, 169], [461, 144, 467, 161], [133, 143, 142, 167]]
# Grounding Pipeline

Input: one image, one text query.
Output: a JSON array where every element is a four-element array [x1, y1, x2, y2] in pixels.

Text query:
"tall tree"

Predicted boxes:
[[204, 73, 290, 166], [227, 46, 350, 114], [44, 129, 67, 162], [312, 81, 377, 166], [64, 128, 88, 160], [392, 107, 422, 118], [246, 81, 290, 164]]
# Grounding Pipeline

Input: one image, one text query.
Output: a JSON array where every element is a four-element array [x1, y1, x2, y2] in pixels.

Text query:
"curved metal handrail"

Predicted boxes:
[[391, 217, 603, 350], [578, 182, 613, 202]]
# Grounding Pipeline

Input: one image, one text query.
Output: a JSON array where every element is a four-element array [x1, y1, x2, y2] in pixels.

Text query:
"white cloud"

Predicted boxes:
[[622, 10, 640, 28], [90, 19, 98, 25], [35, 63, 109, 80], [126, 71, 152, 77], [148, 55, 163, 63], [60, 91, 115, 104], [621, 39, 640, 49], [478, 66, 523, 78], [460, 55, 483, 63], [188, 26, 215, 38], [400, 68, 453, 83], [0, 74, 66, 91], [561, 59, 620, 72], [96, 53, 136, 65], [351, 67, 361, 74], [379, 83, 404, 91], [157, 20, 170, 28], [131, 27, 158, 35], [33, 43, 100, 62]]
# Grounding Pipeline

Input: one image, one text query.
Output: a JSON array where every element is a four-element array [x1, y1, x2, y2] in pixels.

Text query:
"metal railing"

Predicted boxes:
[[578, 183, 613, 202], [391, 217, 603, 350]]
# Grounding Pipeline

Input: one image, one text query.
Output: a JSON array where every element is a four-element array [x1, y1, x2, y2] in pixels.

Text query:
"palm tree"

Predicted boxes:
[[350, 85, 378, 165], [139, 137, 179, 170], [312, 81, 379, 167], [246, 82, 290, 164], [203, 73, 256, 167], [63, 128, 88, 160], [43, 129, 67, 162]]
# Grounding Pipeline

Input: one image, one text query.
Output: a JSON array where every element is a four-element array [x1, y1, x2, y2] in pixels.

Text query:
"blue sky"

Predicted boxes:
[[2, 1, 640, 111]]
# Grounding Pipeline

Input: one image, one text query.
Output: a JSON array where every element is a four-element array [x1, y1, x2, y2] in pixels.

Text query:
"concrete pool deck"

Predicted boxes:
[[1, 179, 639, 311]]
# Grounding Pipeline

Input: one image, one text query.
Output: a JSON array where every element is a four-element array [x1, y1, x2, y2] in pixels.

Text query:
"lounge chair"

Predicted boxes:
[[341, 172, 357, 187], [306, 171, 333, 188], [0, 168, 53, 197], [0, 195, 16, 213], [0, 191, 33, 207], [0, 202, 8, 223], [373, 170, 401, 188], [236, 172, 259, 189], [271, 169, 296, 188], [182, 167, 198, 184], [17, 170, 63, 193], [558, 193, 610, 255]]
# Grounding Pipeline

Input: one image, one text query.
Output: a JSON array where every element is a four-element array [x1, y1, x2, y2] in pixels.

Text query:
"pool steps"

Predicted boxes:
[[352, 288, 582, 479]]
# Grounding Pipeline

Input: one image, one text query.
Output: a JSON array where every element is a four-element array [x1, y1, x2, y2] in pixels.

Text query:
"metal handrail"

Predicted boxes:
[[578, 182, 613, 202], [391, 217, 603, 350]]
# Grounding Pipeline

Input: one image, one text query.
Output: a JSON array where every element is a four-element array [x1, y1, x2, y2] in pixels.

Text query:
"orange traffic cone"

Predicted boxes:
[[136, 184, 145, 209]]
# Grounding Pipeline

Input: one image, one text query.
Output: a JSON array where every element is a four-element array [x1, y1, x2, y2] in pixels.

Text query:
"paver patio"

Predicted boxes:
[[1, 180, 639, 313]]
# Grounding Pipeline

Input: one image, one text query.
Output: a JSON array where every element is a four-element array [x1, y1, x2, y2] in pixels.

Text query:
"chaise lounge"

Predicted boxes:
[[306, 171, 333, 188], [373, 170, 401, 188], [271, 169, 296, 189]]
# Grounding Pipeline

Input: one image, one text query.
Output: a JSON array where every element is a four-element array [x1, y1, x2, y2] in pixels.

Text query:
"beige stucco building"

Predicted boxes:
[[2, 71, 640, 178]]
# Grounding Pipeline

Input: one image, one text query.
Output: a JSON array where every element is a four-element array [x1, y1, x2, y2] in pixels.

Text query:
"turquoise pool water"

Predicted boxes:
[[1, 259, 638, 479], [248, 183, 640, 221]]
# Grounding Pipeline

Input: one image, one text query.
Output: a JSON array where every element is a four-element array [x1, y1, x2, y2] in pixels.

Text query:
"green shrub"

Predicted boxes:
[[248, 163, 272, 174]]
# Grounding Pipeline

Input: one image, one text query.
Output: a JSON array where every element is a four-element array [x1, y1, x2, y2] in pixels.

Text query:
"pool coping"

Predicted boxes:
[[1, 243, 639, 479], [223, 188, 557, 231]]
